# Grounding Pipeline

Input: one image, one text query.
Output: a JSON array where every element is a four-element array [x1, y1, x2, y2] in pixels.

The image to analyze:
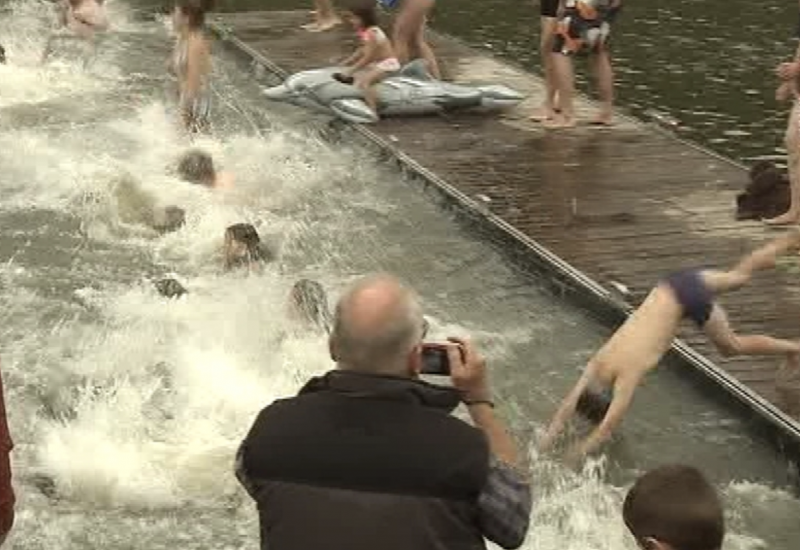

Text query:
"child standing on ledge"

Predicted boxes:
[[339, 2, 400, 117], [171, 0, 212, 134]]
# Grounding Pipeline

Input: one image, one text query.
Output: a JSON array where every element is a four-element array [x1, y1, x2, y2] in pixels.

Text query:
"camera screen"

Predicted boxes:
[[421, 346, 450, 376]]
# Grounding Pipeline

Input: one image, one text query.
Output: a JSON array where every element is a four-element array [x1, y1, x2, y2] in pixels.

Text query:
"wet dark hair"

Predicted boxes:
[[623, 465, 724, 550], [0, 45, 6, 64], [346, 2, 379, 28], [575, 388, 610, 424], [177, 149, 215, 186], [225, 223, 271, 268], [176, 0, 206, 29], [153, 206, 186, 234], [154, 278, 188, 299], [291, 279, 332, 333]]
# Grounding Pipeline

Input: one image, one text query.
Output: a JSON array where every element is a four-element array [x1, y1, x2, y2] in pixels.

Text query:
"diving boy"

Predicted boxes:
[[539, 230, 800, 461]]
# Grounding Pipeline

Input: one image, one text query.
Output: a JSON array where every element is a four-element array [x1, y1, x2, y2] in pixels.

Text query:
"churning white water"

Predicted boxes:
[[1, 1, 799, 549]]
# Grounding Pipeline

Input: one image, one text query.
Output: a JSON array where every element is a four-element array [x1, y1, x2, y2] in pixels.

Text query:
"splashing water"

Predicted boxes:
[[1, 2, 800, 549]]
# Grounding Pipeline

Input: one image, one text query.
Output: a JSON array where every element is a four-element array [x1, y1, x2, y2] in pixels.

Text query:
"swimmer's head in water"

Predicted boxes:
[[344, 1, 379, 29], [154, 278, 187, 299], [174, 0, 206, 30], [224, 223, 269, 269], [153, 206, 186, 234], [177, 149, 215, 187], [289, 279, 332, 333]]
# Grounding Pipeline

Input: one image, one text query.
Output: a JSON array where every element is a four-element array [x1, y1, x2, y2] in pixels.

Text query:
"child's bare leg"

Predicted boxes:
[[531, 16, 560, 121], [704, 305, 800, 357], [392, 13, 410, 66], [414, 24, 440, 79], [776, 354, 800, 418], [394, 0, 435, 71], [363, 85, 378, 115], [702, 231, 800, 293], [303, 0, 340, 31], [766, 103, 800, 224], [590, 47, 614, 124], [543, 52, 576, 129], [357, 68, 385, 115], [777, 81, 793, 102]]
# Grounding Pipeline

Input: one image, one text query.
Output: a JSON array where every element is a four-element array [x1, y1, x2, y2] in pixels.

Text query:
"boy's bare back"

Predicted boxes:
[[590, 285, 685, 386]]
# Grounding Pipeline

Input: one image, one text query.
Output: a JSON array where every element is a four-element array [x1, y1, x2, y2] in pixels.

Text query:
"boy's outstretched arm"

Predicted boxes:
[[538, 369, 592, 452]]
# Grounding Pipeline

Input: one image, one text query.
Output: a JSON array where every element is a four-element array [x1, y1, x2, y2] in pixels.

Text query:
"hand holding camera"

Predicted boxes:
[[421, 337, 490, 404]]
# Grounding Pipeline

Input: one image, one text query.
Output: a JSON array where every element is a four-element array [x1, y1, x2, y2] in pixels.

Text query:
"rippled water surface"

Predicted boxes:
[[1, 1, 800, 549], [231, 0, 797, 165]]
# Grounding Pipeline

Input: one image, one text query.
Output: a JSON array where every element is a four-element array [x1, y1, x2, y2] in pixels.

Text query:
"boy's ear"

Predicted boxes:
[[638, 537, 671, 550]]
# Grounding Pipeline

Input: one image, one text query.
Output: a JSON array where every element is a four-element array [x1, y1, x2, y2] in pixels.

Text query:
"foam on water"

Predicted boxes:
[[0, 2, 799, 549]]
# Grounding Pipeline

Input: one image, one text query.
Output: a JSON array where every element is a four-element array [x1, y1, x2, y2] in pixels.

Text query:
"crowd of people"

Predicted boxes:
[[0, 0, 796, 549]]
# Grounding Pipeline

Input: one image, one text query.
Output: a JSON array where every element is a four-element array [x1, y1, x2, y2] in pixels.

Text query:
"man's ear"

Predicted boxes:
[[407, 343, 422, 378], [639, 537, 672, 550], [329, 334, 339, 362]]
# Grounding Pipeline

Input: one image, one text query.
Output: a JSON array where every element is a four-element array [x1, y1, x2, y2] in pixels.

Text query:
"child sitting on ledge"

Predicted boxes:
[[335, 2, 400, 117]]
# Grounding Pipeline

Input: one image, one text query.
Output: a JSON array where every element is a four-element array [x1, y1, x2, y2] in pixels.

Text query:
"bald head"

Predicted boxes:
[[331, 274, 423, 375]]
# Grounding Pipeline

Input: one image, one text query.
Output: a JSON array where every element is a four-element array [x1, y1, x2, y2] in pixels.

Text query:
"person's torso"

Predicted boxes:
[[359, 26, 396, 62], [242, 390, 490, 550], [594, 285, 683, 382], [173, 33, 210, 87]]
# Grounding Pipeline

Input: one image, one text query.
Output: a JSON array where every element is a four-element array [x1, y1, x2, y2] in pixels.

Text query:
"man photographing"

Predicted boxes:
[[235, 274, 532, 550]]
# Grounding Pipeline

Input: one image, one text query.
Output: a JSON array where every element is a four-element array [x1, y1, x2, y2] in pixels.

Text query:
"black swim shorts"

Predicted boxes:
[[552, 1, 620, 55], [541, 0, 559, 18], [662, 269, 714, 328]]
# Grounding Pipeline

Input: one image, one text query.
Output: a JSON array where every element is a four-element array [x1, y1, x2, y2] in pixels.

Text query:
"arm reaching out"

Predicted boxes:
[[341, 46, 363, 68], [538, 367, 593, 452]]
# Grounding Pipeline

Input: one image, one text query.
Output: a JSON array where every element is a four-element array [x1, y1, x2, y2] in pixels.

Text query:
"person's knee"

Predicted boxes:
[[715, 337, 742, 357]]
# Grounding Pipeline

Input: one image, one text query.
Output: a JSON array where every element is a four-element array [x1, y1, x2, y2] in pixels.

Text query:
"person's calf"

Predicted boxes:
[[591, 50, 615, 123]]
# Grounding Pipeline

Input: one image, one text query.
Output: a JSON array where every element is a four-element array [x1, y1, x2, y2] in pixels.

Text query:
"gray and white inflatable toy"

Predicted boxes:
[[262, 59, 524, 124]]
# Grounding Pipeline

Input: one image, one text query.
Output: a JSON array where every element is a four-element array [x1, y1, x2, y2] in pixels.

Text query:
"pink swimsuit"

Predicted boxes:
[[357, 26, 401, 72]]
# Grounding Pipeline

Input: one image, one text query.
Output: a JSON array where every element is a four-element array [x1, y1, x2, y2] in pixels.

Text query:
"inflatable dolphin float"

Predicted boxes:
[[262, 59, 524, 124]]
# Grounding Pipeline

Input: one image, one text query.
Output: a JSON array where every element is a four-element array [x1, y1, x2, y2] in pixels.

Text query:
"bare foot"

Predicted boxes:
[[589, 111, 614, 126], [530, 105, 558, 122], [308, 17, 341, 32], [764, 212, 800, 226], [542, 114, 576, 130], [301, 21, 321, 31]]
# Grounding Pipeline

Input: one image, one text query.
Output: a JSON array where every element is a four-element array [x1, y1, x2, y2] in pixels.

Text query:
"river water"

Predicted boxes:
[[214, 0, 798, 165], [0, 1, 799, 549]]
